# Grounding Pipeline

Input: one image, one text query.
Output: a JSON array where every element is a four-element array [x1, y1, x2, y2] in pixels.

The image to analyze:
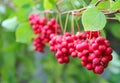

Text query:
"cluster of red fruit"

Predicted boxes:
[[76, 32, 112, 74], [28, 14, 113, 74], [28, 14, 60, 53], [49, 31, 112, 74]]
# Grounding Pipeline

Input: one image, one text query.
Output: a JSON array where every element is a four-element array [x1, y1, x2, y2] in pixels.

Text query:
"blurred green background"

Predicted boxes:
[[0, 0, 120, 83]]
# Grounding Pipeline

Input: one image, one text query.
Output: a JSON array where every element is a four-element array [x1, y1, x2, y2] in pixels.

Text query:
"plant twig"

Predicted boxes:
[[38, 10, 55, 14], [95, 0, 103, 6], [104, 9, 120, 15], [107, 17, 118, 21], [56, 0, 64, 13], [61, 8, 86, 15]]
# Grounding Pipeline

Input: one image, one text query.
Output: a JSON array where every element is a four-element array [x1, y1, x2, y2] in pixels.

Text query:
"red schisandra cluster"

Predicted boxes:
[[28, 14, 113, 74], [49, 31, 113, 74], [28, 14, 60, 53]]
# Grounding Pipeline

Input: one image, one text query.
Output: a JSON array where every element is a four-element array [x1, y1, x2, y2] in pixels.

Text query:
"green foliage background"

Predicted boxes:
[[0, 0, 120, 83]]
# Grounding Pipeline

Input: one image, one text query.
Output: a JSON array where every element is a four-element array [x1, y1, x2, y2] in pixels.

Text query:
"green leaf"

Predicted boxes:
[[97, 1, 110, 10], [1, 16, 19, 31], [115, 13, 120, 22], [101, 30, 106, 38], [82, 7, 106, 31], [16, 23, 34, 43], [15, 7, 32, 22], [108, 22, 120, 39], [90, 0, 110, 10], [44, 0, 56, 10], [13, 0, 34, 8], [110, 1, 120, 10]]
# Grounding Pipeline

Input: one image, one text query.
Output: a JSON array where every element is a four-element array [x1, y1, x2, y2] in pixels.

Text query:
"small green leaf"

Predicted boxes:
[[2, 16, 19, 31], [90, 0, 110, 10], [82, 7, 106, 31], [97, 1, 110, 10], [44, 0, 54, 10], [110, 1, 120, 10], [16, 23, 34, 43]]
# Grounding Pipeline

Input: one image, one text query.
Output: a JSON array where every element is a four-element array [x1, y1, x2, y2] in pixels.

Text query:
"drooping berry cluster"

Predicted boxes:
[[49, 32, 76, 64], [76, 36, 112, 74], [28, 13, 47, 34], [49, 31, 113, 74], [28, 14, 61, 53], [33, 36, 45, 53], [28, 14, 113, 74]]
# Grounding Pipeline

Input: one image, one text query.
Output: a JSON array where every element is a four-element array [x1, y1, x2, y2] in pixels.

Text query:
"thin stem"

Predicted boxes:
[[71, 13, 74, 35], [105, 9, 120, 15], [59, 15, 64, 34], [95, 0, 103, 6], [45, 12, 49, 22], [61, 7, 86, 15], [55, 15, 59, 35], [75, 19, 80, 32], [64, 14, 69, 34], [89, 31, 92, 40], [38, 10, 55, 14], [107, 17, 118, 20]]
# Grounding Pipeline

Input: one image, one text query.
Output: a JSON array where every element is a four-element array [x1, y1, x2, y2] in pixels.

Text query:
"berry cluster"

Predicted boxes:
[[49, 32, 75, 64], [28, 14, 61, 53], [28, 13, 113, 74], [49, 31, 113, 74], [28, 14, 47, 34], [33, 36, 45, 53], [76, 36, 112, 74]]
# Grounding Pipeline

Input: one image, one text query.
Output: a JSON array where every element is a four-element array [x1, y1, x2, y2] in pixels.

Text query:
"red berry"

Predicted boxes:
[[71, 52, 77, 58], [58, 58, 64, 64], [86, 63, 93, 70], [94, 65, 104, 74], [92, 58, 100, 65]]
